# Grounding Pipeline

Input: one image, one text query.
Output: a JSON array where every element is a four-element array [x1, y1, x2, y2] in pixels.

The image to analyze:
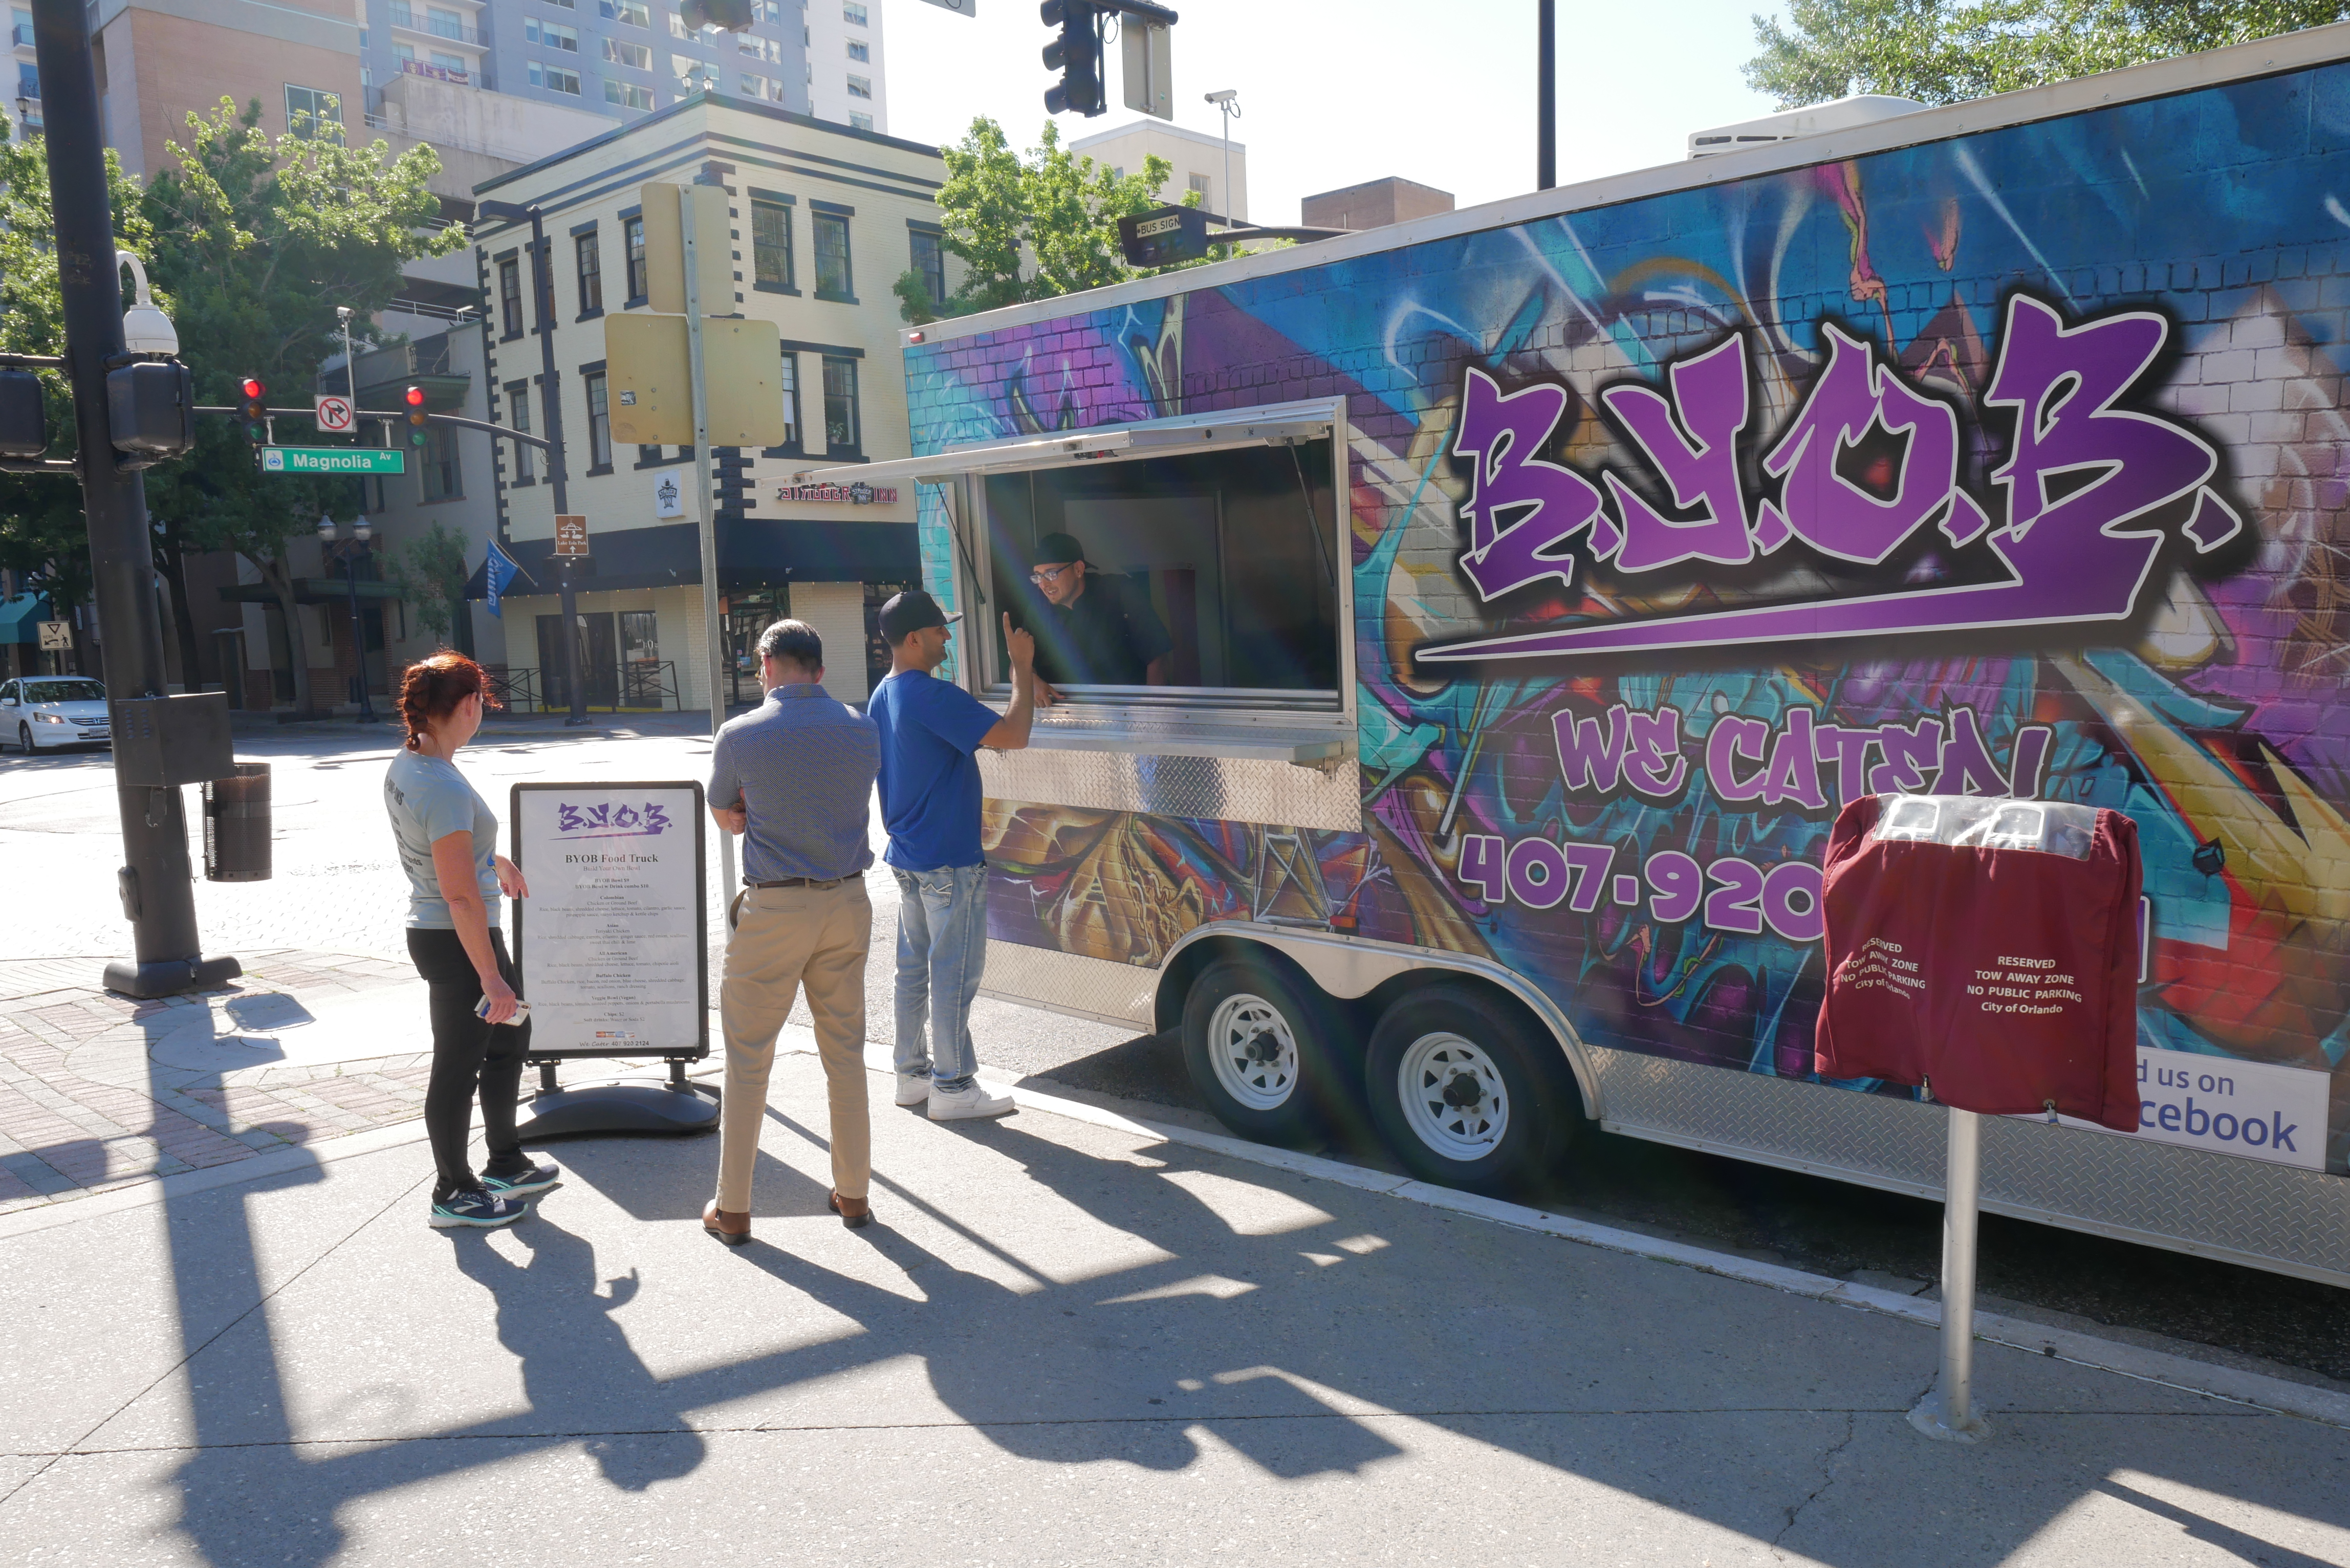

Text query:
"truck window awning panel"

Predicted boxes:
[[796, 399, 1337, 487]]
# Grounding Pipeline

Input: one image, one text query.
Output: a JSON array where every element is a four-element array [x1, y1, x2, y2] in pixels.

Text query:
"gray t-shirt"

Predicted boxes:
[[384, 749, 502, 930]]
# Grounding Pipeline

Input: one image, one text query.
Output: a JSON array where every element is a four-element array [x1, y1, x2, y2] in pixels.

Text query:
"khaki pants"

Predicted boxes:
[[716, 878, 872, 1210]]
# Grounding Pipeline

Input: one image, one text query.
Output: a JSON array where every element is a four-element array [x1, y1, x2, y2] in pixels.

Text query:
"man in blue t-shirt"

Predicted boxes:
[[866, 589, 1038, 1120]]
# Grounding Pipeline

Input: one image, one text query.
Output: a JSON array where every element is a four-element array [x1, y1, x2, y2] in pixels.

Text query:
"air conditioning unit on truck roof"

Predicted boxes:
[[845, 20, 2350, 1293], [1687, 93, 1928, 158]]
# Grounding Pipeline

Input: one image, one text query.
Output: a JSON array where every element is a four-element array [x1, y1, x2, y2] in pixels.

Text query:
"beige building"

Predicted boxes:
[[469, 93, 952, 711], [1068, 118, 1247, 223]]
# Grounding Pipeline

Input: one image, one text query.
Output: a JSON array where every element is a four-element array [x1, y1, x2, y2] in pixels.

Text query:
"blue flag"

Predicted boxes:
[[485, 538, 520, 620]]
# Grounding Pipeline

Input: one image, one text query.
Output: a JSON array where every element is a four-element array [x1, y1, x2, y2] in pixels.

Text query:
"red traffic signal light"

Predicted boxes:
[[405, 384, 428, 426], [240, 377, 265, 403], [239, 376, 268, 446]]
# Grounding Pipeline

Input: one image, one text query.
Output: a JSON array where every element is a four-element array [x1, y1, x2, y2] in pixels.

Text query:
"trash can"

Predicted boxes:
[[202, 761, 271, 882]]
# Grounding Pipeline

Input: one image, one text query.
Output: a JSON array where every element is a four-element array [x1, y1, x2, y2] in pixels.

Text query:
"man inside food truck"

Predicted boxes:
[[1026, 531, 1173, 703]]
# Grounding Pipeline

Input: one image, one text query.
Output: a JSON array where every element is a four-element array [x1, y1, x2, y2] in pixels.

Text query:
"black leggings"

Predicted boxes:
[[406, 926, 531, 1196]]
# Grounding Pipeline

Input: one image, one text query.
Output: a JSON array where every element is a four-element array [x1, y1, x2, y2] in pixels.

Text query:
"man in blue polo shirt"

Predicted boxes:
[[867, 590, 1037, 1120]]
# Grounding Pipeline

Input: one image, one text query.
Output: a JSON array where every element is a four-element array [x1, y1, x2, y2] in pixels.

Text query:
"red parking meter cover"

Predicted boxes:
[[1814, 794, 2143, 1130]]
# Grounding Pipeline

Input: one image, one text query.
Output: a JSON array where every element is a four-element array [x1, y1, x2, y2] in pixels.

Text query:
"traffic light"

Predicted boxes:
[[405, 384, 429, 447], [238, 377, 267, 446], [1041, 1, 1104, 117], [679, 0, 753, 32]]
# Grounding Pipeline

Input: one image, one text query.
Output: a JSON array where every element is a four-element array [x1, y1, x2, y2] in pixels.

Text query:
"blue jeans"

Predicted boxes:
[[892, 863, 989, 1095]]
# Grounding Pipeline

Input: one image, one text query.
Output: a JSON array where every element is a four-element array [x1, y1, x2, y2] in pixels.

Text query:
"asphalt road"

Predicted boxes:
[[4, 721, 2344, 1390]]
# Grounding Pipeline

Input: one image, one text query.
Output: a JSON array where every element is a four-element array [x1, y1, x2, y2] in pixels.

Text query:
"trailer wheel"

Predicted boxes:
[[1181, 957, 1340, 1146], [1365, 986, 1576, 1194]]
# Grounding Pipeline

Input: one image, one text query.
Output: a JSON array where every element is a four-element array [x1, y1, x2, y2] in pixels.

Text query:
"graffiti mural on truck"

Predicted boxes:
[[906, 60, 2350, 1172]]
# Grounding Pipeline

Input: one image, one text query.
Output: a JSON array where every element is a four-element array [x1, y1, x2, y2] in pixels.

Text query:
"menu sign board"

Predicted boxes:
[[511, 781, 707, 1060]]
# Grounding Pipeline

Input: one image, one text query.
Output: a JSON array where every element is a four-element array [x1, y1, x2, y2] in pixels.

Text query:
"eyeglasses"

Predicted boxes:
[[1028, 563, 1076, 584]]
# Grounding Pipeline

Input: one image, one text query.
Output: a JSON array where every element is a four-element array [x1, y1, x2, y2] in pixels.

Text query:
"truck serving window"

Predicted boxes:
[[980, 437, 1339, 706]]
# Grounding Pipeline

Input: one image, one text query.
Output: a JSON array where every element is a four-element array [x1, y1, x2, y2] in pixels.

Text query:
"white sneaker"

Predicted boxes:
[[927, 1081, 1016, 1121], [894, 1072, 932, 1107]]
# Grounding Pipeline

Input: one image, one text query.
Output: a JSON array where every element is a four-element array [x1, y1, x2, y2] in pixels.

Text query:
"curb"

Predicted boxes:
[[8, 1047, 2345, 1432]]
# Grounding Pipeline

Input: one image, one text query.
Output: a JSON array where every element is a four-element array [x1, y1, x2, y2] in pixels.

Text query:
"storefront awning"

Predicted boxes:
[[217, 578, 405, 606], [462, 518, 916, 600], [796, 399, 1338, 488], [0, 592, 49, 643]]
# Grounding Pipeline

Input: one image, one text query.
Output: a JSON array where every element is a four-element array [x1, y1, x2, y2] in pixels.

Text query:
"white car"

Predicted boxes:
[[1, 677, 111, 752]]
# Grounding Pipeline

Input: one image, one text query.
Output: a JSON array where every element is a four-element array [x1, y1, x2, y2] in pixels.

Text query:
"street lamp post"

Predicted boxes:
[[474, 198, 588, 727], [1537, 0, 1556, 190], [318, 513, 376, 724], [1205, 89, 1240, 223]]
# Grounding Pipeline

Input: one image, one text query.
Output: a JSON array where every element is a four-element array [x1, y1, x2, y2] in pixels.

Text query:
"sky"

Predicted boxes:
[[881, 0, 1793, 224]]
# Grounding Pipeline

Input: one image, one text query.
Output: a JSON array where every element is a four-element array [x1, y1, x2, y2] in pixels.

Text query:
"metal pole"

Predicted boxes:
[[1537, 0, 1556, 190], [343, 546, 375, 724], [1221, 105, 1232, 225], [682, 178, 736, 899], [1910, 1104, 1992, 1443], [33, 0, 234, 996], [525, 206, 588, 728]]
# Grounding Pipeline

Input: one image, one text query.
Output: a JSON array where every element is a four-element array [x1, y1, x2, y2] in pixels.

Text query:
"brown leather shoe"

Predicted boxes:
[[829, 1191, 872, 1229], [702, 1198, 751, 1246]]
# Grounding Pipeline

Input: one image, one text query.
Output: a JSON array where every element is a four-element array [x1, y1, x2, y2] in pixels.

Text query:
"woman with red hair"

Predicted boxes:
[[384, 652, 560, 1229]]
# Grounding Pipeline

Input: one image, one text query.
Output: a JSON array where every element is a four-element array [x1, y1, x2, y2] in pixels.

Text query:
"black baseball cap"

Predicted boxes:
[[878, 588, 961, 643], [1032, 532, 1089, 567]]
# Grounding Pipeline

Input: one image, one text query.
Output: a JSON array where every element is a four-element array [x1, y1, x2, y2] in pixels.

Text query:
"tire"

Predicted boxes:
[[16, 723, 30, 754], [1180, 956, 1350, 1147], [1364, 985, 1581, 1195]]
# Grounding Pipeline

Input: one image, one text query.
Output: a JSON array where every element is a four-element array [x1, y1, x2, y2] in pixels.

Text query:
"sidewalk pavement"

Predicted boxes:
[[2, 1034, 2347, 1566]]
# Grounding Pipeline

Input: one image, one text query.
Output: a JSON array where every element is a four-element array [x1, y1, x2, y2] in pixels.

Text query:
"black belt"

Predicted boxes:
[[745, 876, 848, 889]]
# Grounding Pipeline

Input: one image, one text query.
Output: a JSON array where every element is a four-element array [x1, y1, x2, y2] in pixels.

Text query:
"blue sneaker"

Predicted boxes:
[[482, 1158, 563, 1198], [429, 1188, 527, 1229]]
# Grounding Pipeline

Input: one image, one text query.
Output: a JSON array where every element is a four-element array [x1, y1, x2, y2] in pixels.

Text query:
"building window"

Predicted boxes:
[[1187, 171, 1210, 207], [584, 371, 612, 470], [529, 62, 583, 93], [845, 73, 871, 99], [600, 0, 650, 25], [429, 49, 467, 72], [574, 232, 602, 315], [506, 380, 535, 482], [821, 355, 858, 453], [848, 112, 873, 132], [739, 73, 779, 100], [497, 256, 524, 338], [605, 78, 655, 111], [425, 4, 466, 40], [603, 36, 651, 68], [843, 0, 866, 21], [525, 17, 578, 48], [624, 214, 647, 300], [909, 227, 945, 307], [421, 425, 462, 502], [813, 209, 852, 301], [11, 10, 31, 48], [751, 198, 793, 290], [284, 84, 342, 141], [777, 351, 799, 449], [738, 33, 780, 61], [16, 62, 35, 102], [846, 37, 868, 61]]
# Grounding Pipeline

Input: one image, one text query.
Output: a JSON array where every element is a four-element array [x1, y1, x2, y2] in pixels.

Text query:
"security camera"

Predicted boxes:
[[1205, 89, 1236, 104]]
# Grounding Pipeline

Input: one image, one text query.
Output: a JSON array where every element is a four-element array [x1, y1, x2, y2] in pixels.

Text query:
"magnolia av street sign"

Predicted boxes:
[[262, 447, 405, 476]]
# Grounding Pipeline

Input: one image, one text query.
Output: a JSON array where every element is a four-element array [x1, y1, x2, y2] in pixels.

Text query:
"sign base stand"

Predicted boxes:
[[517, 1060, 719, 1140], [1908, 1104, 1993, 1444]]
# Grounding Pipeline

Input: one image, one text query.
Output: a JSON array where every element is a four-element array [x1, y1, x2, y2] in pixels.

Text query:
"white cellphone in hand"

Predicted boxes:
[[475, 996, 531, 1026]]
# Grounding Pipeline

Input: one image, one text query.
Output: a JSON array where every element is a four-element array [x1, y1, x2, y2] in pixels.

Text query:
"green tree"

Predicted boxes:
[[1747, 0, 2350, 107], [0, 111, 153, 676], [139, 98, 461, 712], [392, 519, 471, 645], [895, 117, 1224, 324]]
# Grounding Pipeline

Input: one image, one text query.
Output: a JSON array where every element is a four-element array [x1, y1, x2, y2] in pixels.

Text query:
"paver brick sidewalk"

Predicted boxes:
[[0, 950, 433, 1213]]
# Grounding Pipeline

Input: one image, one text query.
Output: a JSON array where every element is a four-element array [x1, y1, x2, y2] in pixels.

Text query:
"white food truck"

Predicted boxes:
[[817, 26, 2350, 1287]]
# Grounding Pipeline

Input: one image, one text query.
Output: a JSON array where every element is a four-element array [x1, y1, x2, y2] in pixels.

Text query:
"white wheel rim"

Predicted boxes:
[[1207, 992, 1300, 1112], [1396, 1032, 1509, 1162]]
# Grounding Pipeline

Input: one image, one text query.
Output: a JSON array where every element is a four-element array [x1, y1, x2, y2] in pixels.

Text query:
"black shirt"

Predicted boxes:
[[1034, 573, 1174, 687]]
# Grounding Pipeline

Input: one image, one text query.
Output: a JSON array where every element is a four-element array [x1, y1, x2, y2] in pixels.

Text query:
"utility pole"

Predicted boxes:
[[33, 0, 235, 995], [1537, 0, 1556, 190], [681, 171, 736, 899]]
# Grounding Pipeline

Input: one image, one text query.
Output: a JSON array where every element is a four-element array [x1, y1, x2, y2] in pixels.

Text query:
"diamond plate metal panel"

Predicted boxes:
[[981, 748, 1361, 832], [1593, 1047, 2350, 1285], [980, 938, 1158, 1029]]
